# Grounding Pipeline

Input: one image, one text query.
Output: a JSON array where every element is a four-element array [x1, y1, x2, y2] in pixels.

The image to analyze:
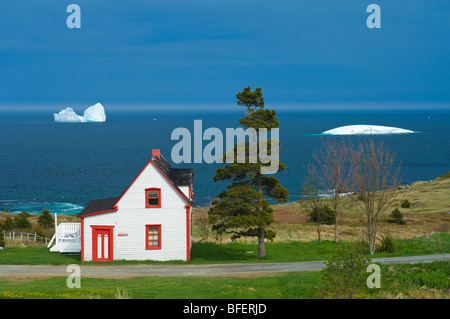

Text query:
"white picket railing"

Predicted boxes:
[[47, 220, 81, 253]]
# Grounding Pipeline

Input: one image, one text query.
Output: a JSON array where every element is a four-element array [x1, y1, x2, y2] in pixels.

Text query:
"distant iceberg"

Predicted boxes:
[[54, 103, 106, 123], [322, 125, 414, 135]]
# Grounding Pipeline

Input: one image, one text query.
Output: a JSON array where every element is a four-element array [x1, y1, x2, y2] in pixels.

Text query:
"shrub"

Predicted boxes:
[[400, 199, 411, 208], [14, 211, 32, 229], [321, 244, 371, 299], [377, 233, 395, 253], [2, 217, 15, 231], [388, 208, 406, 225], [308, 205, 335, 225], [38, 209, 54, 228]]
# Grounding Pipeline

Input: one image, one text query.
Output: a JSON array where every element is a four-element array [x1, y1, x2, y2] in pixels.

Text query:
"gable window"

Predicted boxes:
[[146, 225, 161, 249], [145, 188, 161, 208]]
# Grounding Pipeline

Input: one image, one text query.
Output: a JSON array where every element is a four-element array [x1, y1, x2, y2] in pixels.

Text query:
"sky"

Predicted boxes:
[[0, 0, 449, 111]]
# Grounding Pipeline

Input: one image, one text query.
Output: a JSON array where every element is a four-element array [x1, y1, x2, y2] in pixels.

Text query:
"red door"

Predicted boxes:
[[92, 227, 113, 261]]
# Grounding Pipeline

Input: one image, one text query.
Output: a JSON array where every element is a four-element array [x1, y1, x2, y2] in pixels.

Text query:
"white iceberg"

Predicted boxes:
[[53, 108, 85, 122], [83, 103, 106, 122], [322, 125, 414, 135], [54, 103, 106, 123]]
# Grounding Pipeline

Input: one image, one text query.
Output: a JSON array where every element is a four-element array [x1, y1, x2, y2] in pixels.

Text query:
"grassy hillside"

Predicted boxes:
[[193, 172, 450, 243]]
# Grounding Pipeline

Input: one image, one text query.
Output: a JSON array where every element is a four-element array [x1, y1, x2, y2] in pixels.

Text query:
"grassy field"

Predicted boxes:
[[192, 171, 450, 243], [0, 233, 448, 265], [0, 261, 448, 299]]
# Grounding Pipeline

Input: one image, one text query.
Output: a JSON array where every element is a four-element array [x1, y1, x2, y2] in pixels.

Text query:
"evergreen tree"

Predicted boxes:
[[38, 208, 54, 228], [209, 87, 288, 258], [14, 211, 31, 229]]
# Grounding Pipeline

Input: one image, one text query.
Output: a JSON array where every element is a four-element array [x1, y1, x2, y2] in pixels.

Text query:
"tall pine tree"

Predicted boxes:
[[209, 87, 288, 258]]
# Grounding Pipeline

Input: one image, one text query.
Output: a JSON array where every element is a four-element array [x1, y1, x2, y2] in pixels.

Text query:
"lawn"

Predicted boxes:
[[0, 261, 448, 299], [0, 232, 448, 265]]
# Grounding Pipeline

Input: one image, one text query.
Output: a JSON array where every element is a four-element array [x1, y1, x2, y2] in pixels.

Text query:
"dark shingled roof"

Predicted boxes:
[[153, 154, 194, 186], [77, 153, 193, 217], [77, 197, 119, 217]]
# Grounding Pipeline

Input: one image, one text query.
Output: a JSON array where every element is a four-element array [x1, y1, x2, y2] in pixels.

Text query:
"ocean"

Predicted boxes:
[[0, 107, 449, 215]]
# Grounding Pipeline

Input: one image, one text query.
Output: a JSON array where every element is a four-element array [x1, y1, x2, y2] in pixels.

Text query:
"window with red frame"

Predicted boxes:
[[145, 188, 161, 208], [146, 225, 161, 249]]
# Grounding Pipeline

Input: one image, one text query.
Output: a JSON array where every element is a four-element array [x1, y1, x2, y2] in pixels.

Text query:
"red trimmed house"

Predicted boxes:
[[77, 149, 194, 261]]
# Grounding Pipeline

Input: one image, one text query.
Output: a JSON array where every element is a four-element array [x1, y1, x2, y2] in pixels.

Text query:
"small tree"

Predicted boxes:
[[301, 176, 325, 242], [388, 208, 406, 225], [308, 205, 335, 226], [321, 243, 370, 299], [38, 208, 54, 228], [351, 140, 401, 255], [14, 211, 32, 229], [307, 138, 353, 243], [2, 216, 15, 231]]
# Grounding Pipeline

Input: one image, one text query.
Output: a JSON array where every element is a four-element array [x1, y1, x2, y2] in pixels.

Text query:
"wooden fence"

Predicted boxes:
[[1, 230, 50, 245]]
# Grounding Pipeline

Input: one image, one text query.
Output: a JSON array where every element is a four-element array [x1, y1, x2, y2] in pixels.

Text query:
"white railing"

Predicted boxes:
[[47, 222, 81, 248], [57, 223, 80, 236]]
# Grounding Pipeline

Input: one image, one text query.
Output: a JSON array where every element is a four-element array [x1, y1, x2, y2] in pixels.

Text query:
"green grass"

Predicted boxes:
[[0, 233, 448, 265], [0, 262, 448, 299]]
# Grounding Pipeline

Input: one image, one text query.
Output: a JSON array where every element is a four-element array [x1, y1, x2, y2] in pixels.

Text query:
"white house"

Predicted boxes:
[[77, 149, 194, 261]]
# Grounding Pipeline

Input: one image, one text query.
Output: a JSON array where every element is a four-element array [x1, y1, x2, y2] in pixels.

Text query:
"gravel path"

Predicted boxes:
[[0, 254, 448, 280]]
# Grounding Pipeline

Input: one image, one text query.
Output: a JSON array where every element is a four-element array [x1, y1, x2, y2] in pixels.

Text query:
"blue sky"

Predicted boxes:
[[0, 1, 449, 110]]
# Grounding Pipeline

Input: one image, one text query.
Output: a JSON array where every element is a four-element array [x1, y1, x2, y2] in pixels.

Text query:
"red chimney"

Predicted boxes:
[[152, 149, 160, 159]]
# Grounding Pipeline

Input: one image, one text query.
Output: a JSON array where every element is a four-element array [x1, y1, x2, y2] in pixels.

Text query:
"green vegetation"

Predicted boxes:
[[377, 233, 396, 253], [308, 205, 335, 225], [209, 86, 288, 258], [388, 208, 406, 225], [14, 211, 31, 229], [0, 233, 448, 265], [0, 261, 447, 299], [321, 244, 371, 299], [37, 209, 54, 228], [401, 199, 411, 208]]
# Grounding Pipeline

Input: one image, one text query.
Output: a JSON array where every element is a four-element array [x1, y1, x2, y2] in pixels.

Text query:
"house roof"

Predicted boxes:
[[77, 152, 193, 218], [77, 197, 119, 217], [153, 155, 194, 186]]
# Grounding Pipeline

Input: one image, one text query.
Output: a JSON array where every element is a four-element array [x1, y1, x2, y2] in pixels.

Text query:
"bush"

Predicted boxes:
[[400, 199, 411, 208], [2, 217, 15, 231], [321, 244, 371, 299], [388, 208, 406, 225], [308, 205, 335, 225], [14, 211, 32, 229], [377, 233, 395, 253], [38, 209, 54, 228]]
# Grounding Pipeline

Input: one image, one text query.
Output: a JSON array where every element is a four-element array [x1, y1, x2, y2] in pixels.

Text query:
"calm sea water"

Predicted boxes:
[[0, 108, 449, 215]]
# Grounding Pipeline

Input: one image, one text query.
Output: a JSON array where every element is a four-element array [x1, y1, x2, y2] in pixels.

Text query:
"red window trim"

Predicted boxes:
[[145, 188, 161, 208], [145, 224, 161, 250]]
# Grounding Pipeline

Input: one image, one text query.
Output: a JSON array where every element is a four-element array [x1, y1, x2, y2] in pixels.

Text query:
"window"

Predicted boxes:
[[146, 225, 161, 249], [145, 188, 161, 208]]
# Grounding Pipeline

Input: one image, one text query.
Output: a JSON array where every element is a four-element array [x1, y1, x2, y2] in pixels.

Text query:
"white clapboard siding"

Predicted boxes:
[[179, 186, 189, 198], [82, 160, 189, 261]]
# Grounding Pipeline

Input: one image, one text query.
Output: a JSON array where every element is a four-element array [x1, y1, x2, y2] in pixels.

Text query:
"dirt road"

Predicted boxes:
[[0, 254, 448, 280]]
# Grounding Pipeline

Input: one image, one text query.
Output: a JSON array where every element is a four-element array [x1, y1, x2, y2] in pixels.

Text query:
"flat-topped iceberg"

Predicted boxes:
[[322, 125, 414, 135], [54, 103, 106, 123]]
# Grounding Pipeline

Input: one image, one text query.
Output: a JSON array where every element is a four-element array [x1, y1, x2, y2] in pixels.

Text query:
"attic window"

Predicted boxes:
[[145, 188, 161, 208]]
